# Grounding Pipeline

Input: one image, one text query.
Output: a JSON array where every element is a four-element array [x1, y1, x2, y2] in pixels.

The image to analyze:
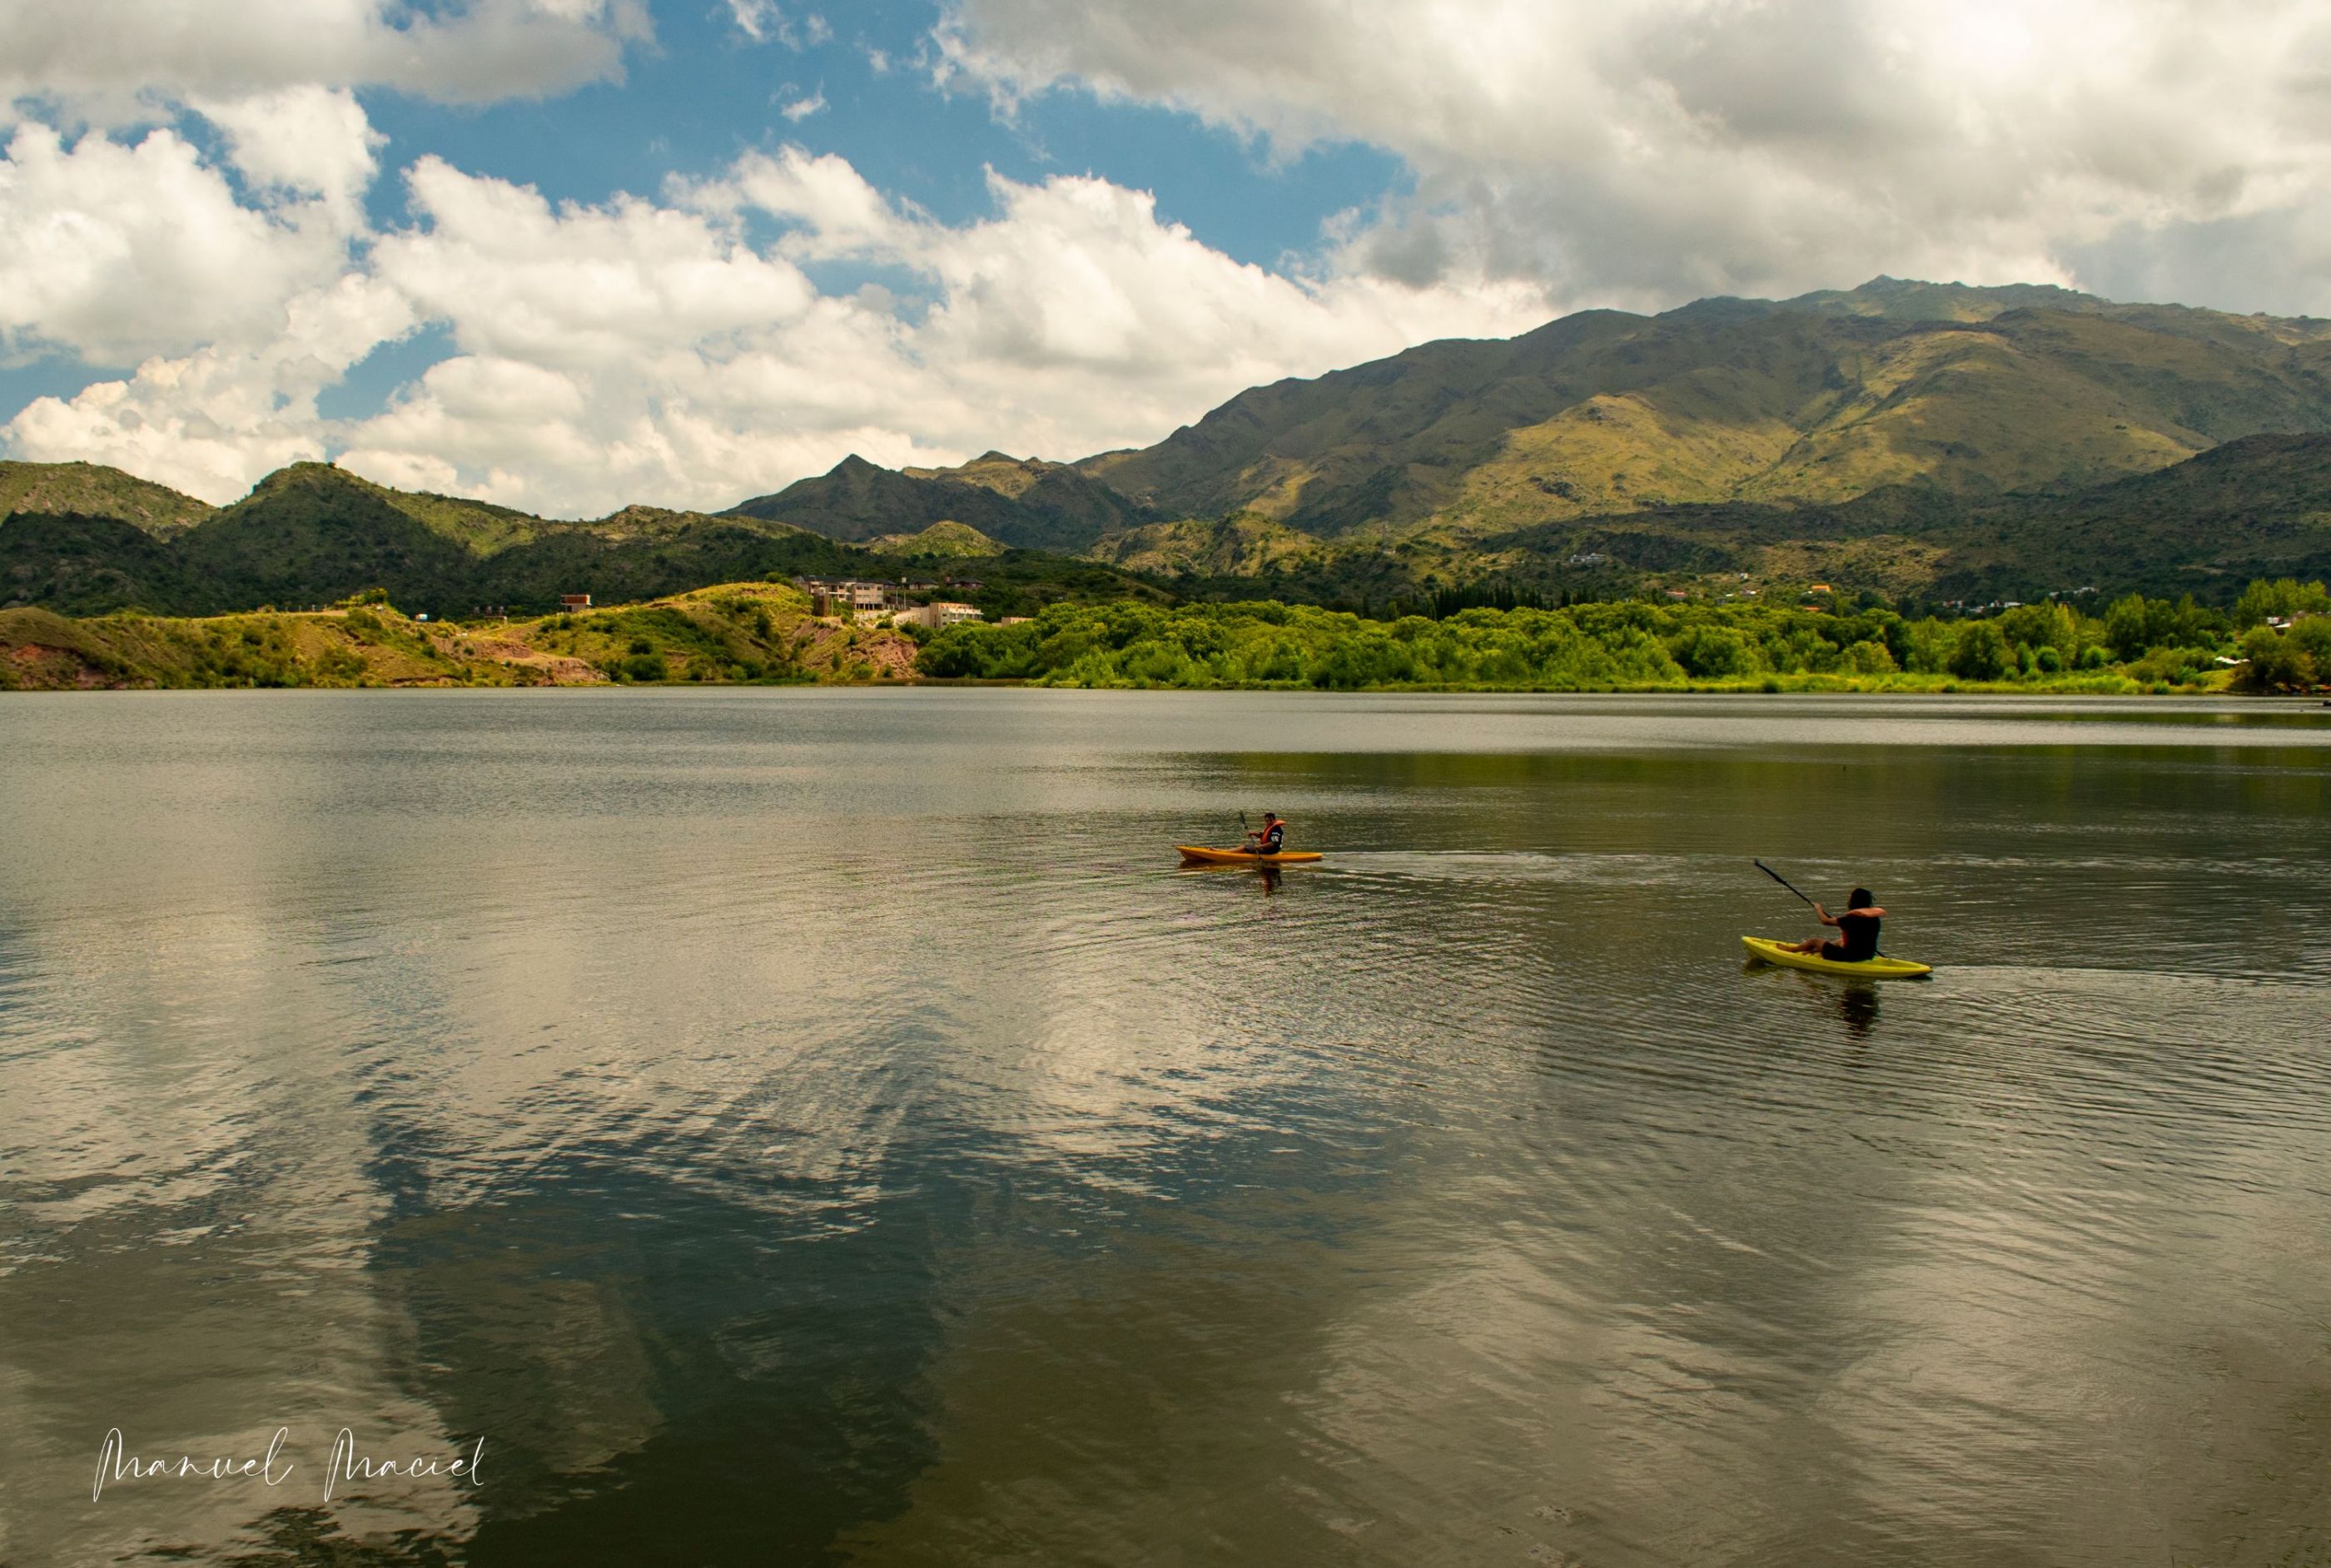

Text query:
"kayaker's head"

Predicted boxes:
[[1850, 887, 1875, 910], [1265, 811, 1281, 825]]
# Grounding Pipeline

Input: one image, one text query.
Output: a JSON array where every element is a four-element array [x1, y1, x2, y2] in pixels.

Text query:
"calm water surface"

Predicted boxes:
[[1, 690, 2327, 1567]]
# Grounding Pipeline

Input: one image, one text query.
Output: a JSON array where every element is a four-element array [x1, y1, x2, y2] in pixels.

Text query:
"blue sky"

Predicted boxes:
[[4, 0, 1406, 435], [4, 0, 2326, 514]]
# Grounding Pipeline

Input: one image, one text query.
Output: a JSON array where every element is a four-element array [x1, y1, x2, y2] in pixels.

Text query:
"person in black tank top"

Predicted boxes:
[[1243, 812, 1287, 855], [1784, 886, 1883, 961]]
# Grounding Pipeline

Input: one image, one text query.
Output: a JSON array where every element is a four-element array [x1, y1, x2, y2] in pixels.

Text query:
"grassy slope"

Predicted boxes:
[[1084, 513, 1334, 577], [0, 460, 1166, 619], [1, 510, 231, 615], [0, 581, 925, 691], [1111, 434, 2331, 610], [727, 452, 1159, 552], [0, 460, 216, 538], [868, 520, 1007, 558], [1076, 282, 2331, 538]]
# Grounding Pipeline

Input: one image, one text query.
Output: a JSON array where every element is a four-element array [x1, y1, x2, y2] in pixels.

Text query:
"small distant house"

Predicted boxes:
[[561, 593, 592, 610]]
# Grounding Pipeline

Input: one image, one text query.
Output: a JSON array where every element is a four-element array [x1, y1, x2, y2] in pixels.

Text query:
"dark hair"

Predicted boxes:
[[1850, 887, 1875, 909]]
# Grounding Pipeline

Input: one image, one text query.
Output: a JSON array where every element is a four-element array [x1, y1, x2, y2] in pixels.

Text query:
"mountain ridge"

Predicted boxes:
[[8, 279, 2331, 619], [1066, 280, 2331, 537], [0, 459, 1159, 618]]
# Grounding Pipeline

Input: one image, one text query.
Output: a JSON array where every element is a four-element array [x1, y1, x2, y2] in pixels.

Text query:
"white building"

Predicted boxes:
[[893, 601, 986, 629]]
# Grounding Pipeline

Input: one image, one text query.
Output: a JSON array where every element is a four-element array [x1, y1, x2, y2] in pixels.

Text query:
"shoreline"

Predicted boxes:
[[6, 584, 2323, 699], [11, 674, 2320, 701]]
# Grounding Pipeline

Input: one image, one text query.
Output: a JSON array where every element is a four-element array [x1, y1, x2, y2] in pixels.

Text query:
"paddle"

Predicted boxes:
[[1755, 860, 1885, 956], [1754, 859, 1818, 911]]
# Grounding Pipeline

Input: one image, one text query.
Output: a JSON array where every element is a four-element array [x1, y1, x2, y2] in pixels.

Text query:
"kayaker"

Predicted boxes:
[[1784, 887, 1883, 963], [1243, 812, 1288, 856]]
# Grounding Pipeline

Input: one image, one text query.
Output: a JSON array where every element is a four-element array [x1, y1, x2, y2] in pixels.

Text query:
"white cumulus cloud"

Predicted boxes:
[[0, 117, 369, 365], [0, 0, 648, 122], [4, 117, 1542, 515], [932, 0, 2331, 315]]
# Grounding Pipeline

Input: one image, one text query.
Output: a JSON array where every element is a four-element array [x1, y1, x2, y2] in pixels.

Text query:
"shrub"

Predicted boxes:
[[2233, 578, 2331, 628], [2127, 645, 2216, 687], [1951, 621, 2011, 681], [2289, 615, 2331, 671], [2239, 625, 2314, 690], [621, 652, 669, 682], [1668, 625, 1756, 678], [1843, 639, 1897, 674], [1901, 620, 1958, 673]]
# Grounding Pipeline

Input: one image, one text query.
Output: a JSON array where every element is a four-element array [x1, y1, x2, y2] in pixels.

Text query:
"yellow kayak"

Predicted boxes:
[[1742, 936, 1932, 978], [1176, 845, 1325, 866]]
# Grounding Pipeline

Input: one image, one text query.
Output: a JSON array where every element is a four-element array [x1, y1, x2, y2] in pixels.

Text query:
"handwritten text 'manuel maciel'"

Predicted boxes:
[[92, 1429, 485, 1503]]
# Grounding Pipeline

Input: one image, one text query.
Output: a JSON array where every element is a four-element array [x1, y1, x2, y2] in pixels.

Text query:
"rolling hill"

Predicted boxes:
[[1075, 277, 2331, 536], [726, 450, 1158, 552], [1, 459, 216, 538], [0, 461, 1162, 619], [7, 278, 2329, 623]]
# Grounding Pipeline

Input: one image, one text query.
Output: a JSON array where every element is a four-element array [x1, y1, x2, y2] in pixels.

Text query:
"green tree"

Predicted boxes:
[[2233, 578, 2331, 628], [1951, 621, 2012, 681], [1844, 639, 1897, 674], [2239, 625, 2312, 690]]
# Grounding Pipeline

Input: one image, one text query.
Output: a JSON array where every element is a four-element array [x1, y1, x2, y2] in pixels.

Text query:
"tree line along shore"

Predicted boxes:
[[4, 577, 2327, 695]]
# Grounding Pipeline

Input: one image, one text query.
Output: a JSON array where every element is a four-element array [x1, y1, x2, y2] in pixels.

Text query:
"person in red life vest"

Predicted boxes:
[[1783, 887, 1883, 962], [1243, 812, 1288, 856]]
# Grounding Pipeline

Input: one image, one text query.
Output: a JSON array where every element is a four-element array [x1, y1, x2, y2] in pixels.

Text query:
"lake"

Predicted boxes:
[[2, 689, 2327, 1566]]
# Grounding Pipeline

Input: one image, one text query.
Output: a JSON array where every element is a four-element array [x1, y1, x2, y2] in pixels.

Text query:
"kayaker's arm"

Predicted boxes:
[[1813, 901, 1839, 928]]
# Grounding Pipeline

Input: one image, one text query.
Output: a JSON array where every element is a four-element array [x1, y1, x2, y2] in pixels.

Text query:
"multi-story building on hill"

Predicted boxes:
[[797, 578, 894, 616]]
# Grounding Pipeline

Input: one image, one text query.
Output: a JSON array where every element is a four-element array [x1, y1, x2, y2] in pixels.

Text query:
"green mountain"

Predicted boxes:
[[1082, 513, 1332, 578], [2, 459, 216, 538], [8, 278, 2329, 624], [868, 519, 1007, 558], [1074, 278, 2331, 536], [726, 451, 1160, 553], [1, 509, 228, 615], [1, 462, 1161, 619], [1445, 432, 2331, 603]]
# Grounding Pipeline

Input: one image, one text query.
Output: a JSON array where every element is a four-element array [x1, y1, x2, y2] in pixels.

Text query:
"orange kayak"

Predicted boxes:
[[1175, 845, 1325, 866]]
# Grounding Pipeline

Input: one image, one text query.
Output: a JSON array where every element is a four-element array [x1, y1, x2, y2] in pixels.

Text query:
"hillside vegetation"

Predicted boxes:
[[726, 450, 1158, 551], [867, 520, 1007, 558], [8, 278, 2331, 626], [0, 461, 1164, 620], [915, 584, 2331, 694], [1, 459, 215, 538], [0, 581, 923, 691], [12, 571, 2322, 695], [1073, 279, 2331, 537]]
